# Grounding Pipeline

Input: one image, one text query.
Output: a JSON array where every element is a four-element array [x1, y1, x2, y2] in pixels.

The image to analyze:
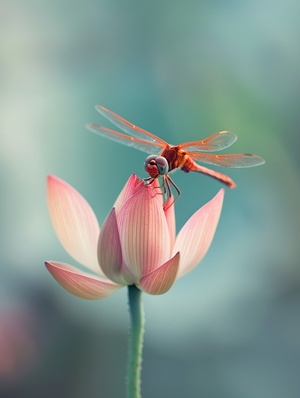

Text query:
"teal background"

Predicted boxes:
[[1, 0, 300, 397]]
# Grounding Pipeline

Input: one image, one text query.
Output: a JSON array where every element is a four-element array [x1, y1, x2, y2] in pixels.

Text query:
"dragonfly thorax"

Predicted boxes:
[[144, 155, 169, 178], [160, 146, 188, 172]]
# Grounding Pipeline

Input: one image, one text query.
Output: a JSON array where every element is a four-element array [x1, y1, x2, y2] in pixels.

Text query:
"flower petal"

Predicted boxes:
[[113, 174, 141, 214], [98, 208, 128, 285], [139, 252, 180, 295], [47, 175, 103, 275], [164, 196, 176, 250], [45, 261, 121, 299], [117, 183, 171, 283], [174, 189, 224, 277]]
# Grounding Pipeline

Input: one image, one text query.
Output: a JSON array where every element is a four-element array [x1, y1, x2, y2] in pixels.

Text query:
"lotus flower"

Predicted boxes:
[[45, 174, 224, 298]]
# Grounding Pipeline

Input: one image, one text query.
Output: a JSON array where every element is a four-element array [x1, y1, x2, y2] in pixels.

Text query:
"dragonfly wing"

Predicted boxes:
[[188, 153, 265, 168], [96, 106, 167, 147], [86, 124, 163, 155], [180, 131, 237, 152]]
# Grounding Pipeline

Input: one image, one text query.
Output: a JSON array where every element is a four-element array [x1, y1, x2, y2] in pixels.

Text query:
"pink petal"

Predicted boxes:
[[164, 196, 176, 250], [113, 174, 141, 214], [117, 183, 171, 283], [45, 261, 121, 299], [47, 175, 103, 275], [174, 189, 224, 277], [139, 252, 180, 295], [98, 208, 128, 285]]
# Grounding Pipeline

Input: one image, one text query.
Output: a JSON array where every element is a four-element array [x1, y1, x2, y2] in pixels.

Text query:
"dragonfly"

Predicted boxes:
[[87, 106, 265, 203]]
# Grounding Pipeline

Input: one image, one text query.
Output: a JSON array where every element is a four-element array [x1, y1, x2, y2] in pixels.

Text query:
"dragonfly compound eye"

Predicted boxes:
[[144, 155, 169, 176], [154, 156, 169, 175]]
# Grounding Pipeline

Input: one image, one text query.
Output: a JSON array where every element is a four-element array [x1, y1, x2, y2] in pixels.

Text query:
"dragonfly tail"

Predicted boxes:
[[182, 162, 237, 189]]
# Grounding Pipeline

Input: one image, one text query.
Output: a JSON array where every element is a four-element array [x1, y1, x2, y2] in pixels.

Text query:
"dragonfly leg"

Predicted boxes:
[[143, 176, 165, 198], [163, 175, 181, 210], [143, 177, 154, 185], [143, 175, 181, 209]]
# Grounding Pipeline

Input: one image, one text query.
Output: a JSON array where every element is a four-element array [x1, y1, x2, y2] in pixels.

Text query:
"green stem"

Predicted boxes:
[[126, 285, 145, 398]]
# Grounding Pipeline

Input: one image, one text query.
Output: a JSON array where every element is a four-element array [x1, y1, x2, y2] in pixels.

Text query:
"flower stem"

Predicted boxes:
[[127, 285, 145, 398]]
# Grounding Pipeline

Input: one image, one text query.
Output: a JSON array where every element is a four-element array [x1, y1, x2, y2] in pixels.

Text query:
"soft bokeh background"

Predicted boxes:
[[1, 0, 300, 397]]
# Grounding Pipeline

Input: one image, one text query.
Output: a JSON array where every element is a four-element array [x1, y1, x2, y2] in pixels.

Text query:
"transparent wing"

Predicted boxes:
[[86, 124, 163, 155], [180, 131, 237, 152], [95, 106, 167, 147], [188, 153, 266, 168]]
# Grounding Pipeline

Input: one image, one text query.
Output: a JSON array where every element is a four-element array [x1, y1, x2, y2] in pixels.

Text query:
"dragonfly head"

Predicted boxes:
[[144, 155, 169, 178]]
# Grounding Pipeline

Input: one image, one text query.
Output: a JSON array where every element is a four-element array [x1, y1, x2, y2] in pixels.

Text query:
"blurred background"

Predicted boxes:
[[1, 0, 300, 397]]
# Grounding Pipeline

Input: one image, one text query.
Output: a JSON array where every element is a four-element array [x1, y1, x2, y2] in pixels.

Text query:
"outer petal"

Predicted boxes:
[[164, 195, 176, 250], [98, 208, 128, 285], [47, 175, 103, 275], [113, 174, 141, 214], [45, 261, 121, 299], [139, 252, 180, 295], [174, 189, 224, 277], [117, 183, 171, 283]]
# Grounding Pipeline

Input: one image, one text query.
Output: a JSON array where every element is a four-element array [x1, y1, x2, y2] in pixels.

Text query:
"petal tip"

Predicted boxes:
[[139, 252, 180, 295], [45, 261, 121, 299]]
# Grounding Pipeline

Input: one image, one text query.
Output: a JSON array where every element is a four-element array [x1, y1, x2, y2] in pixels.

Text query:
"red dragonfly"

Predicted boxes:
[[87, 106, 265, 201]]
